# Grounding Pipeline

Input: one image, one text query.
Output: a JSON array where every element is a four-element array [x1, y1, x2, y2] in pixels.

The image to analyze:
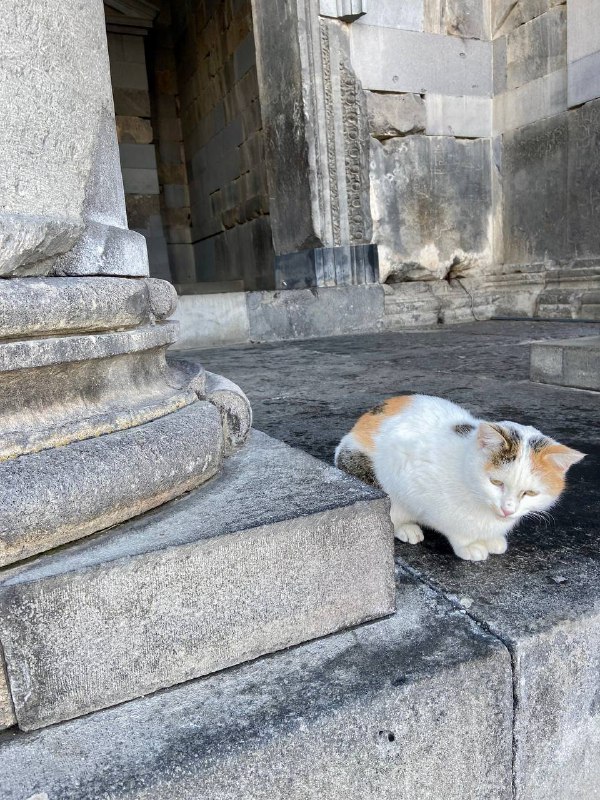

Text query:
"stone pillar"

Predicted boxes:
[[0, 0, 251, 569], [251, 0, 377, 288]]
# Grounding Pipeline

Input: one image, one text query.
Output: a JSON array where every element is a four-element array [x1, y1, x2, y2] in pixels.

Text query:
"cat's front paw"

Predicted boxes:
[[486, 536, 508, 555], [395, 523, 424, 545], [454, 541, 491, 561]]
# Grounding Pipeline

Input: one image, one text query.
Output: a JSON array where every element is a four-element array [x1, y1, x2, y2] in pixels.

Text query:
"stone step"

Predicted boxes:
[[0, 568, 513, 800], [0, 431, 394, 732], [530, 334, 600, 390]]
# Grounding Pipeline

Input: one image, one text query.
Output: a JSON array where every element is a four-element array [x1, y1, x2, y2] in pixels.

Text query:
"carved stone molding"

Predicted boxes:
[[320, 0, 367, 22]]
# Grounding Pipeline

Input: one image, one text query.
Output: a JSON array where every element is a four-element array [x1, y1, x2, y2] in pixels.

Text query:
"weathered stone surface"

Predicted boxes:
[[567, 0, 600, 64], [274, 244, 378, 289], [568, 49, 600, 108], [426, 94, 492, 137], [0, 431, 394, 731], [493, 68, 566, 134], [567, 99, 600, 258], [0, 400, 223, 569], [365, 91, 426, 139], [0, 277, 174, 339], [0, 1, 128, 275], [506, 6, 566, 90], [355, 0, 424, 31], [203, 370, 253, 453], [0, 658, 15, 730], [246, 285, 385, 341], [0, 568, 512, 798], [350, 24, 492, 96], [531, 335, 600, 390], [370, 136, 492, 282], [502, 113, 568, 264], [425, 0, 491, 40], [172, 293, 250, 348], [493, 0, 565, 37]]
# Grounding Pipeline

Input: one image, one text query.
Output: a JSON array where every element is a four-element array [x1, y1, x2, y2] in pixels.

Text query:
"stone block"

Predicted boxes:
[[502, 113, 568, 264], [493, 68, 566, 133], [109, 60, 148, 91], [113, 87, 151, 117], [568, 50, 600, 107], [425, 94, 492, 137], [567, 0, 600, 64], [493, 35, 507, 94], [531, 336, 600, 390], [0, 432, 394, 730], [506, 6, 566, 90], [167, 243, 196, 283], [121, 167, 160, 195], [115, 116, 153, 144], [493, 0, 565, 37], [275, 244, 378, 289], [163, 184, 190, 209], [365, 91, 426, 139], [233, 32, 255, 81], [172, 291, 250, 347], [424, 0, 491, 40], [567, 99, 600, 258], [370, 136, 492, 282], [354, 0, 424, 32], [118, 143, 157, 170], [0, 568, 513, 799], [350, 24, 492, 96], [246, 285, 385, 341]]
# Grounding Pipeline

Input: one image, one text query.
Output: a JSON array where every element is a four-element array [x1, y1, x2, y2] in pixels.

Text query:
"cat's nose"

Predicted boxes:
[[500, 506, 514, 517]]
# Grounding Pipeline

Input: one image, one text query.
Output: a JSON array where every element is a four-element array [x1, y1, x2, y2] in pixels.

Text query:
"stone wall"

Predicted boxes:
[[170, 0, 273, 291], [349, 1, 494, 284], [107, 31, 171, 280]]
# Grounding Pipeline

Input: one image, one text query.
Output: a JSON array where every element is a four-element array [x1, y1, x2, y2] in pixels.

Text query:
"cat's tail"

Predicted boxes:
[[334, 433, 378, 487]]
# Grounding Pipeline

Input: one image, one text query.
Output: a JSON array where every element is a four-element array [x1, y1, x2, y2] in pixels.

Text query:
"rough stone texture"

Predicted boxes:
[[502, 112, 568, 264], [568, 49, 600, 109], [567, 0, 600, 106], [567, 99, 600, 259], [0, 431, 394, 731], [425, 0, 491, 40], [505, 5, 566, 91], [426, 94, 492, 137], [274, 244, 379, 289], [493, 0, 564, 37], [203, 370, 253, 454], [0, 0, 134, 276], [365, 91, 426, 139], [355, 0, 424, 31], [246, 285, 385, 342], [0, 400, 223, 568], [370, 136, 492, 282], [0, 657, 15, 730], [350, 24, 492, 96], [0, 568, 512, 798], [530, 335, 600, 390], [172, 293, 250, 348], [0, 277, 174, 339], [189, 319, 600, 800]]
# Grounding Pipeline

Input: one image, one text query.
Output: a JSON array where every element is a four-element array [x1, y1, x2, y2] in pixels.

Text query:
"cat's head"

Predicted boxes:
[[474, 421, 585, 521]]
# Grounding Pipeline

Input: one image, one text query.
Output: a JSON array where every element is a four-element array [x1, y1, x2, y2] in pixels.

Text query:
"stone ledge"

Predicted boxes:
[[0, 569, 512, 798], [0, 431, 394, 731], [530, 335, 600, 390]]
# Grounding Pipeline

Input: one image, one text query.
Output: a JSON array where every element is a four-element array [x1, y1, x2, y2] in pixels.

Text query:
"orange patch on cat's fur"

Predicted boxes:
[[352, 395, 413, 452], [530, 444, 571, 495]]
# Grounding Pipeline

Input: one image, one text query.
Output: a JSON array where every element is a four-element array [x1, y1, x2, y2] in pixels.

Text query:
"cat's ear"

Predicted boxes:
[[477, 422, 507, 452], [541, 444, 586, 473]]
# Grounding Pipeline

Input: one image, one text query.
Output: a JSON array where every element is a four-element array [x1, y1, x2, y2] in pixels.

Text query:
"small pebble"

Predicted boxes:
[[551, 575, 568, 585], [459, 596, 473, 609]]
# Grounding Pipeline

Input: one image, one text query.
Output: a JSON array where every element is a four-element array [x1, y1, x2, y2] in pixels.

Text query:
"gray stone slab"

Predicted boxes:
[[506, 5, 566, 91], [494, 0, 565, 37], [425, 94, 492, 137], [118, 143, 157, 170], [246, 285, 385, 341], [172, 292, 251, 348], [493, 68, 566, 134], [567, 0, 600, 64], [502, 112, 569, 264], [568, 50, 600, 107], [354, 0, 424, 32], [0, 569, 513, 799], [0, 432, 394, 731], [425, 0, 490, 40], [531, 335, 600, 390], [568, 99, 600, 257], [370, 136, 492, 282], [350, 24, 492, 96]]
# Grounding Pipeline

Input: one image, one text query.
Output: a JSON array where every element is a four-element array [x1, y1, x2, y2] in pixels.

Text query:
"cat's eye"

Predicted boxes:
[[521, 490, 539, 497], [490, 478, 503, 487]]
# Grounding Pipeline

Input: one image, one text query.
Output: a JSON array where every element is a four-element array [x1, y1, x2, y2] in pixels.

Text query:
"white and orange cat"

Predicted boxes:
[[335, 395, 584, 561]]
